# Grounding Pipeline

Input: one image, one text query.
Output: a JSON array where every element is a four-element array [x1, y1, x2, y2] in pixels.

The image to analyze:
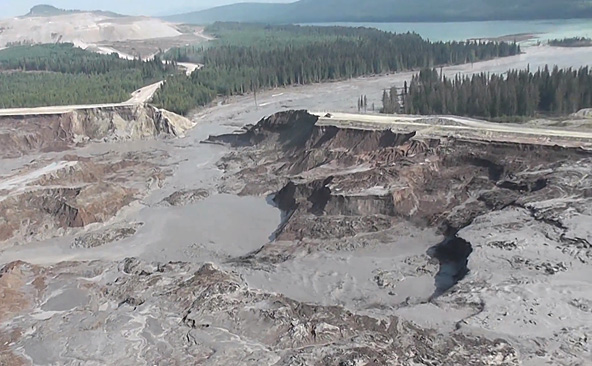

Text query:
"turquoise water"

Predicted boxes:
[[304, 19, 592, 43]]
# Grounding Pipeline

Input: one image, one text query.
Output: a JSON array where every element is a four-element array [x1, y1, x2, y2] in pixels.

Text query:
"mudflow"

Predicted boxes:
[[0, 108, 591, 365]]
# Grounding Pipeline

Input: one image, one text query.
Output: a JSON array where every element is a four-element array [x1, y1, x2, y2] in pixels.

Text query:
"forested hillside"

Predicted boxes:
[[383, 67, 592, 118], [0, 44, 171, 77], [166, 0, 592, 24], [0, 72, 149, 107], [0, 27, 522, 114], [0, 44, 175, 108], [153, 23, 520, 115]]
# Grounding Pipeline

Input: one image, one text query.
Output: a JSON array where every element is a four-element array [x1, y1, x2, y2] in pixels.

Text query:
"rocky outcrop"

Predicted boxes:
[[161, 189, 210, 206], [0, 104, 194, 158]]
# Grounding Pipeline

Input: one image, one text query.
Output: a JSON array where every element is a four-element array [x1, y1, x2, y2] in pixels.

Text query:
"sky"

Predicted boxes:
[[0, 0, 293, 17]]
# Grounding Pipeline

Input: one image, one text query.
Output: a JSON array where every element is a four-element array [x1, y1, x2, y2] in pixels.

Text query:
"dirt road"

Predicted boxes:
[[314, 112, 592, 147], [125, 81, 164, 103], [178, 62, 203, 75]]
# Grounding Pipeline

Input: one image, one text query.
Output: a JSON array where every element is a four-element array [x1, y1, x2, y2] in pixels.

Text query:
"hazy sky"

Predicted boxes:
[[0, 0, 293, 17]]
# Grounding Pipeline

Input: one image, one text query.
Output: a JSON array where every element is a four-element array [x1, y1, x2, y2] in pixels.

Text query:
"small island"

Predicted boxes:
[[549, 37, 592, 47]]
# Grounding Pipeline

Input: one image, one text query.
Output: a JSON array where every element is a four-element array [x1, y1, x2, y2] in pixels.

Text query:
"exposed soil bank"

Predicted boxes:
[[0, 104, 193, 158], [207, 110, 592, 365], [0, 104, 196, 247], [2, 43, 592, 365], [212, 110, 591, 244]]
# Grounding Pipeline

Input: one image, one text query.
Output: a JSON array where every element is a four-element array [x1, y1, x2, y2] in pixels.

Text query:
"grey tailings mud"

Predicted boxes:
[[204, 109, 592, 365]]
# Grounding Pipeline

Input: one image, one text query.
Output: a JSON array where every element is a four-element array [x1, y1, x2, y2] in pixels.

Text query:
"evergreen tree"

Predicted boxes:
[[380, 67, 592, 118], [154, 23, 520, 115]]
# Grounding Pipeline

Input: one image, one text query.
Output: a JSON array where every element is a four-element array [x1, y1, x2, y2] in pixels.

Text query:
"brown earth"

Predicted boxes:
[[210, 110, 592, 261], [161, 189, 210, 206], [0, 103, 193, 247], [0, 104, 193, 158]]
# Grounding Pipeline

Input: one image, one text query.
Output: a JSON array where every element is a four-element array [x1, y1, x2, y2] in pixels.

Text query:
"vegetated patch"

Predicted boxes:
[[381, 66, 592, 119], [549, 37, 592, 48], [165, 0, 592, 24], [24, 4, 124, 18], [0, 43, 176, 108]]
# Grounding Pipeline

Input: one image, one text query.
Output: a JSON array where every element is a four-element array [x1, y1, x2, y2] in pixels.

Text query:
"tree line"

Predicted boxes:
[[382, 66, 592, 118], [381, 81, 410, 114], [0, 43, 176, 108], [154, 23, 520, 115], [548, 37, 592, 48], [0, 71, 149, 108], [0, 43, 174, 77]]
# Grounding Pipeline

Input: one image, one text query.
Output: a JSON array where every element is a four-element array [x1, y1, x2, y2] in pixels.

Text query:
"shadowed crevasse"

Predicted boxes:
[[428, 235, 473, 299]]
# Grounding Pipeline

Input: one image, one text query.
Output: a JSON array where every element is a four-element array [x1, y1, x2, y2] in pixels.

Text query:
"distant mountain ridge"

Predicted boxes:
[[165, 0, 592, 24], [25, 4, 124, 18]]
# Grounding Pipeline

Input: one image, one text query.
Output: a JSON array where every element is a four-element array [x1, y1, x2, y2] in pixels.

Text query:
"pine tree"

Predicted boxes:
[[384, 67, 592, 118]]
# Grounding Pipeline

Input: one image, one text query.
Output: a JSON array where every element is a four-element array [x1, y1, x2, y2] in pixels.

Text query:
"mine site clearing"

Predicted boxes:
[[0, 12, 209, 58]]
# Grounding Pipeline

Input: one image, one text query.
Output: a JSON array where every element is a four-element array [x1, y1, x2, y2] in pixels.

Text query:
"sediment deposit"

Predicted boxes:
[[2, 41, 592, 364], [0, 259, 522, 366], [1, 78, 591, 366]]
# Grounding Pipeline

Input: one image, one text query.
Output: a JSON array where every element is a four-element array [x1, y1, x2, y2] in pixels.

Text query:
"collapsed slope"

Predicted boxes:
[[209, 110, 592, 365], [0, 104, 193, 158], [210, 110, 590, 240], [0, 104, 193, 248], [0, 150, 171, 249], [0, 108, 589, 365]]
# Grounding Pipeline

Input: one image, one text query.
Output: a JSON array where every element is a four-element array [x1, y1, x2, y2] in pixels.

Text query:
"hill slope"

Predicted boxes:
[[25, 4, 124, 18], [166, 0, 592, 24]]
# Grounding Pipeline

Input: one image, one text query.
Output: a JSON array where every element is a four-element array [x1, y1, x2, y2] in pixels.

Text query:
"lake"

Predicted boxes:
[[304, 19, 592, 43]]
